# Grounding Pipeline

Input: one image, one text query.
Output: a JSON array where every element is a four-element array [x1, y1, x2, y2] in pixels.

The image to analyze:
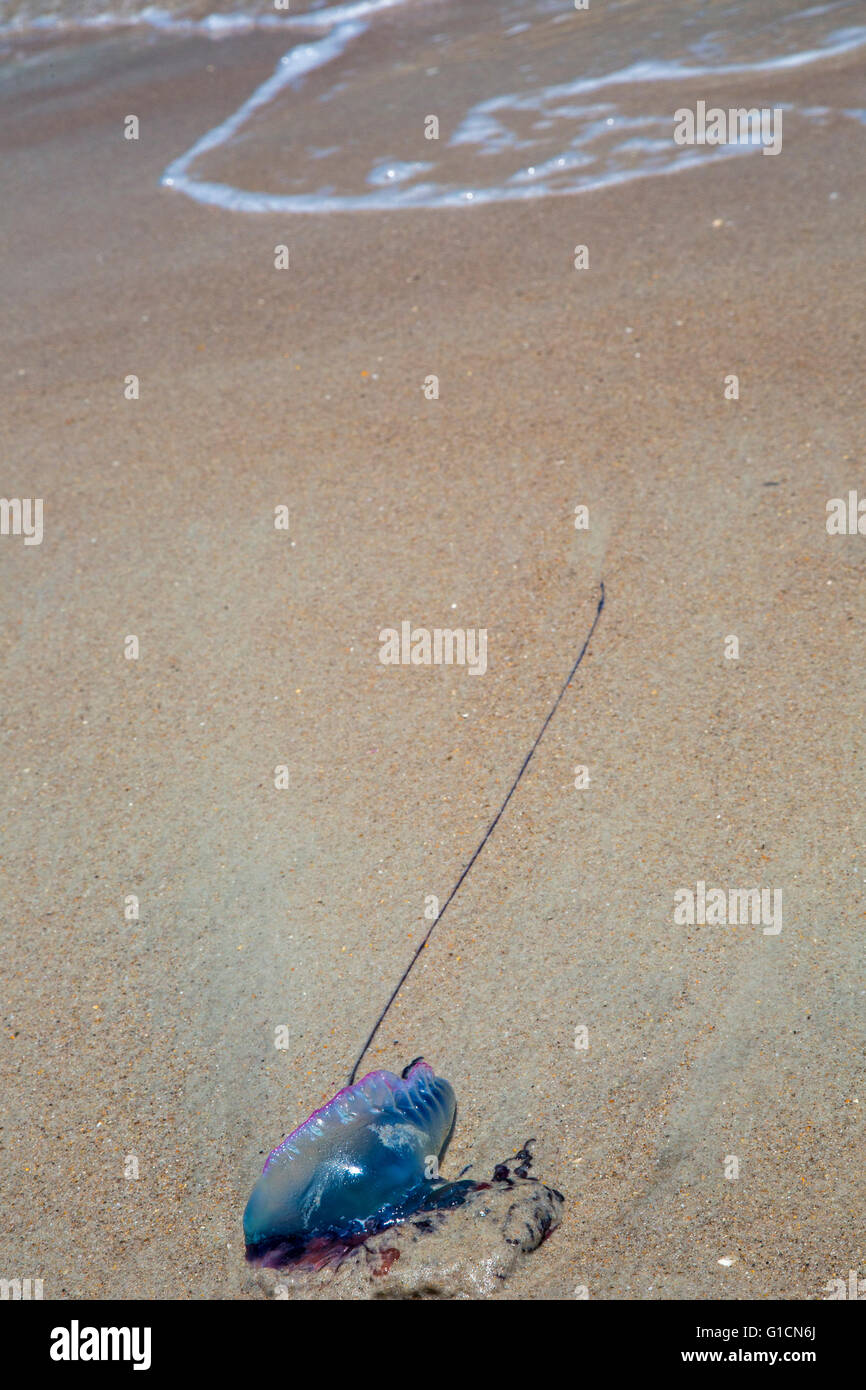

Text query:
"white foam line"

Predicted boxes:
[[162, 123, 758, 214], [162, 19, 365, 198], [468, 25, 866, 120], [0, 0, 412, 38], [288, 0, 419, 29]]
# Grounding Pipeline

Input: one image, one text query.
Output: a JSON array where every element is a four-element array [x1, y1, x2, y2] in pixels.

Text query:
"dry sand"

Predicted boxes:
[[0, 28, 864, 1299]]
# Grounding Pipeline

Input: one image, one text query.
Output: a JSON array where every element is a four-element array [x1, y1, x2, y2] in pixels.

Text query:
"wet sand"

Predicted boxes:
[[0, 29, 864, 1299]]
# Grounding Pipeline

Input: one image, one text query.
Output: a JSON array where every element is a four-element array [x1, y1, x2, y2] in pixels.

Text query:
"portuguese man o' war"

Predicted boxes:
[[244, 1058, 475, 1266]]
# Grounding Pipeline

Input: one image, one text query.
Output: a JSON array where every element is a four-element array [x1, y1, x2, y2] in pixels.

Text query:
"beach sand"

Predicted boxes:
[[0, 23, 864, 1299]]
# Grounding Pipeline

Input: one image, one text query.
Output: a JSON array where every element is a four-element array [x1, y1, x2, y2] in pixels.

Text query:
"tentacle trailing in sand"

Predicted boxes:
[[347, 580, 605, 1083]]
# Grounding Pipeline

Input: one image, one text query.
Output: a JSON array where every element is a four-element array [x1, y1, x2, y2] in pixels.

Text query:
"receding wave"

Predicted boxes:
[[3, 0, 865, 211]]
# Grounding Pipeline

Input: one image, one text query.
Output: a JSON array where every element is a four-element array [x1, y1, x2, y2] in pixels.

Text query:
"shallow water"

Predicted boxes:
[[3, 0, 865, 210]]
